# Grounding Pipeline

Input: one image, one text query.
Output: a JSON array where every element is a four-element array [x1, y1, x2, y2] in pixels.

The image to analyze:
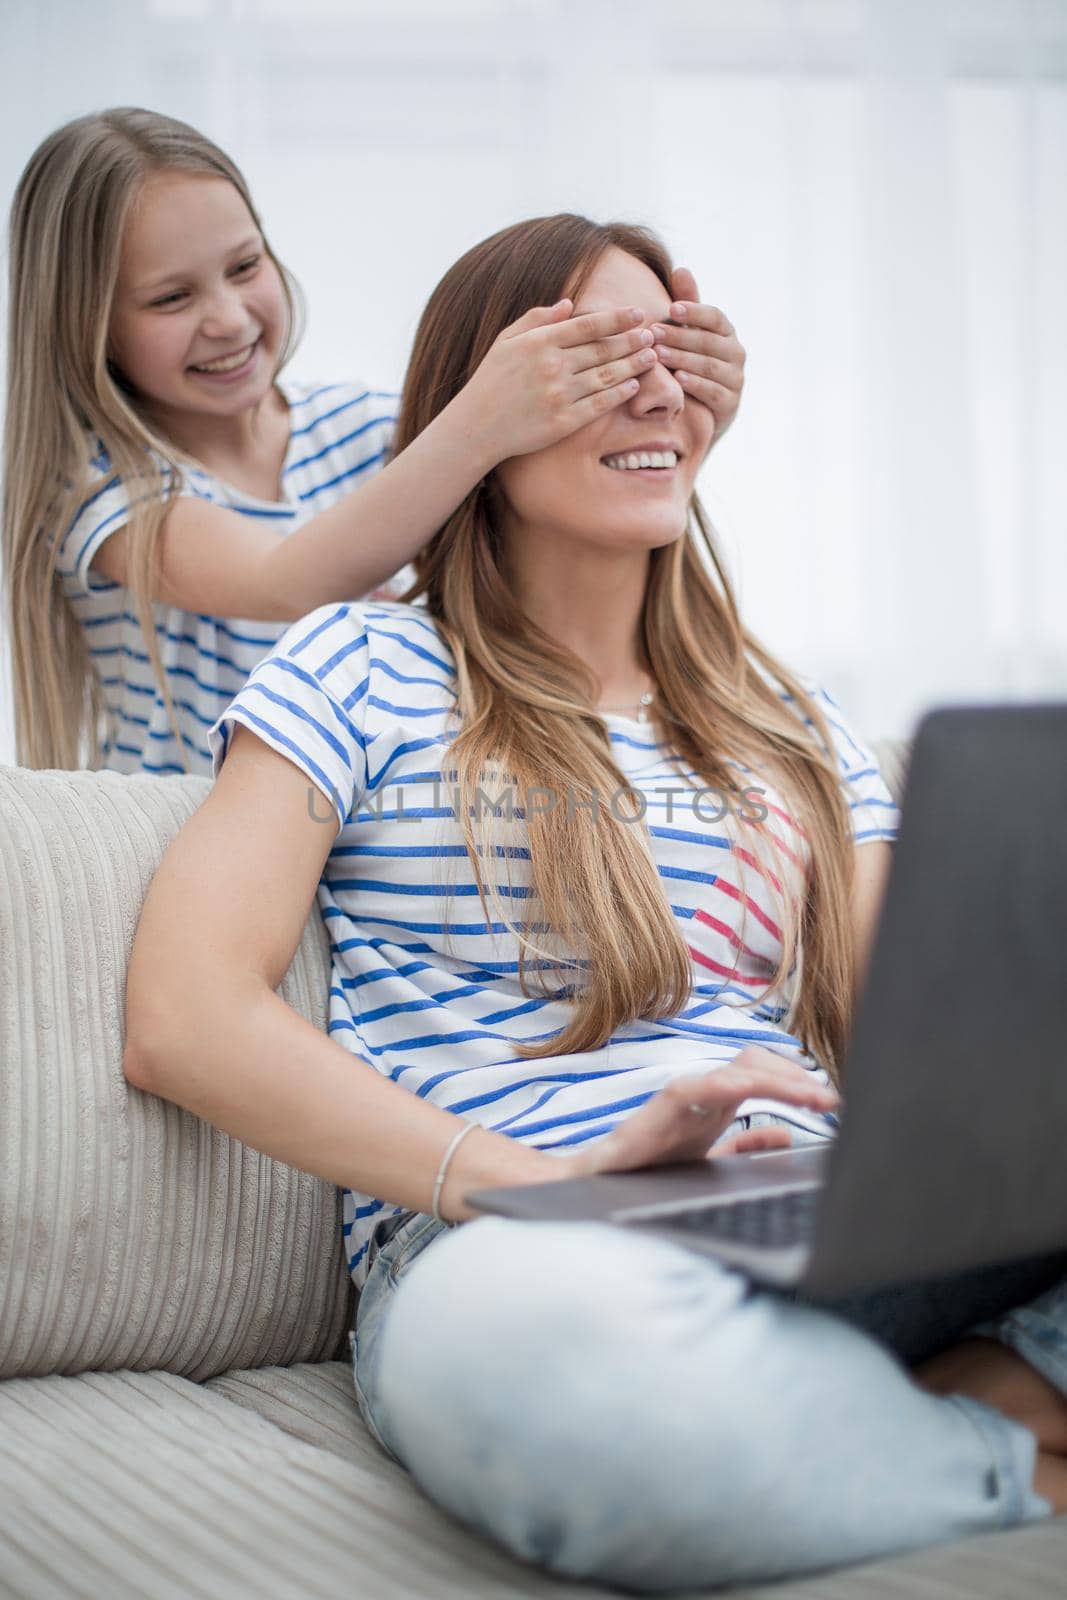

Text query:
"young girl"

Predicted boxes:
[[2, 106, 746, 776], [121, 211, 1067, 1587]]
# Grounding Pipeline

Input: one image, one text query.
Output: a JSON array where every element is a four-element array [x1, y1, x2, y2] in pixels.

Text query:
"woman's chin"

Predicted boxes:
[[566, 532, 684, 563], [602, 516, 688, 552]]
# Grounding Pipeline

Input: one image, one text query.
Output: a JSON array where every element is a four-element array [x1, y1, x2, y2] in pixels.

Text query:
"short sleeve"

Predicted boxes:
[[208, 603, 370, 832], [805, 685, 900, 845], [54, 458, 131, 596], [54, 442, 181, 597]]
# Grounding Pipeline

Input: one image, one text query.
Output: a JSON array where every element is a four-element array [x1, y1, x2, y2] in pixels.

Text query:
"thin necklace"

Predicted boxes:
[[597, 684, 658, 724]]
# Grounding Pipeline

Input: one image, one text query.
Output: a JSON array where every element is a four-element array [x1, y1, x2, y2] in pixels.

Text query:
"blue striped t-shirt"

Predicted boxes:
[[55, 376, 399, 775], [208, 600, 899, 1290]]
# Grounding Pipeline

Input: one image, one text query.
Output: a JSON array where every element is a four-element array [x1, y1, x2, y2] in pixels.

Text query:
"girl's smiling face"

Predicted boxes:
[[107, 170, 288, 422], [493, 247, 716, 559]]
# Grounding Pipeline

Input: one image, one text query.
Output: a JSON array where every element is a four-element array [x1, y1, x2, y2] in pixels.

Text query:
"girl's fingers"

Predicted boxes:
[[553, 305, 645, 351], [499, 299, 574, 340], [675, 373, 737, 414], [666, 300, 737, 338], [670, 265, 700, 306], [568, 324, 656, 374], [571, 344, 659, 401], [648, 309, 745, 433], [652, 319, 735, 355], [651, 320, 742, 364], [484, 294, 744, 450], [654, 344, 742, 387], [564, 375, 645, 427]]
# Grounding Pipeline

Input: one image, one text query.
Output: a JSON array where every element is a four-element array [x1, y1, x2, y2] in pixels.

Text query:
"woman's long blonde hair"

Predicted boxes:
[[2, 107, 304, 771], [396, 215, 856, 1077]]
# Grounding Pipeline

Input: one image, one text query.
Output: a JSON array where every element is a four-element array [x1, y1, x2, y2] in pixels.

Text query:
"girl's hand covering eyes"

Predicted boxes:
[[650, 267, 747, 442], [458, 299, 662, 460]]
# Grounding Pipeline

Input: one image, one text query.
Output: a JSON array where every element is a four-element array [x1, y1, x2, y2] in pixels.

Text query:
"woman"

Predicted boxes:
[[124, 214, 1067, 1590]]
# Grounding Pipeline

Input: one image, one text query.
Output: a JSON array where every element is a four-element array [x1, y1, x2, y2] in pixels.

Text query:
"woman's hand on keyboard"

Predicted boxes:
[[561, 1046, 840, 1178]]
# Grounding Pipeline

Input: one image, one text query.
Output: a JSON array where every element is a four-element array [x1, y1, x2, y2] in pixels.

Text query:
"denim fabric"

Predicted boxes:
[[971, 1279, 1067, 1400], [353, 1214, 1052, 1591], [349, 1119, 1064, 1591], [352, 1207, 444, 1465]]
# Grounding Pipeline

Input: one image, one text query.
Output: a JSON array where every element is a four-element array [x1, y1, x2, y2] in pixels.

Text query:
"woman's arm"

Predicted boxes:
[[122, 724, 553, 1220], [124, 722, 840, 1214], [851, 840, 893, 1000]]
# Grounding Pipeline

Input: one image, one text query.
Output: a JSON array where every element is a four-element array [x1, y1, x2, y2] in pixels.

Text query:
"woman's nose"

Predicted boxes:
[[630, 351, 685, 415]]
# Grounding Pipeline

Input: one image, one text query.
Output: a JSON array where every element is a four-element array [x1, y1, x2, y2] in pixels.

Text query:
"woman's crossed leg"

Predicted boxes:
[[359, 1215, 1052, 1593]]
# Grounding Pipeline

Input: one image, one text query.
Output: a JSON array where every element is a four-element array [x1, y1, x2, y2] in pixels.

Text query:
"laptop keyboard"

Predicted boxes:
[[625, 1186, 820, 1251]]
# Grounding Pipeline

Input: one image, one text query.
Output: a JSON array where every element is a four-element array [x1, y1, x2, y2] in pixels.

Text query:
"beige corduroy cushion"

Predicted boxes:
[[5, 1360, 1066, 1600], [0, 765, 352, 1383]]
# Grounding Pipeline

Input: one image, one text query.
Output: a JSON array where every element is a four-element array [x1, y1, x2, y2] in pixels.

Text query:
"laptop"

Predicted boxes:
[[466, 705, 1067, 1307]]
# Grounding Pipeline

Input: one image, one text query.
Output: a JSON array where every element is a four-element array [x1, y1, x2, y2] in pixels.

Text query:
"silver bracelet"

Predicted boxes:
[[432, 1121, 478, 1225]]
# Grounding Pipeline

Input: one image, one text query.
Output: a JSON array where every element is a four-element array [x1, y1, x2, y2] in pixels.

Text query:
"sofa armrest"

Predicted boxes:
[[0, 764, 352, 1383]]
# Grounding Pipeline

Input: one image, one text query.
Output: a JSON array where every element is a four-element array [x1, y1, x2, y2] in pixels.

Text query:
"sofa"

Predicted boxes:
[[2, 749, 1065, 1600]]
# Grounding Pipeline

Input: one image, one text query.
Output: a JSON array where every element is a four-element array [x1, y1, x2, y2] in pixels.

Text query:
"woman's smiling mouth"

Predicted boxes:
[[601, 447, 680, 474]]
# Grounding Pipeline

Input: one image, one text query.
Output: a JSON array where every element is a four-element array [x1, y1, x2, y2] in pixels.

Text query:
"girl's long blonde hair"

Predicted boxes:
[[396, 215, 856, 1077], [2, 107, 304, 771]]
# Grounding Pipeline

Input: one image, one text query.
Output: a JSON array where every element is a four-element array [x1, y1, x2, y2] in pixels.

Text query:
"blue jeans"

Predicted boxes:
[[351, 1141, 1066, 1591]]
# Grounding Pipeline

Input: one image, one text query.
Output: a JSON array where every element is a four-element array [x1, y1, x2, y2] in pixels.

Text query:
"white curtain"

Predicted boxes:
[[1, 0, 1064, 758]]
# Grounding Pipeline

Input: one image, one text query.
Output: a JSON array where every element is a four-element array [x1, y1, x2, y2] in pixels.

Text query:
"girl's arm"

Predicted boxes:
[[122, 723, 554, 1222], [90, 303, 660, 622]]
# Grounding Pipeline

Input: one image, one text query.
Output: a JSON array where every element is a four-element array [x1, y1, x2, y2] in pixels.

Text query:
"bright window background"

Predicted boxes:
[[1, 0, 1065, 760]]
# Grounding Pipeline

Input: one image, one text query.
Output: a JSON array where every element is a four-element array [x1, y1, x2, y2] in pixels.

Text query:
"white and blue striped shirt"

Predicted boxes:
[[55, 377, 398, 775], [209, 600, 899, 1291]]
